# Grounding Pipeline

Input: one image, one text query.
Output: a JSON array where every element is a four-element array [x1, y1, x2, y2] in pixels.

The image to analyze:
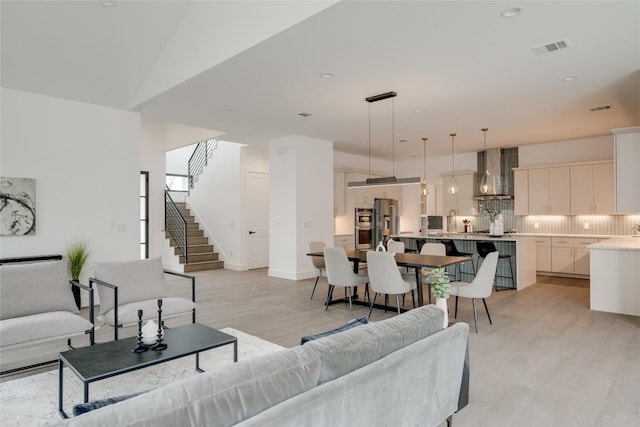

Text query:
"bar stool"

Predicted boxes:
[[475, 240, 514, 291], [441, 239, 476, 280]]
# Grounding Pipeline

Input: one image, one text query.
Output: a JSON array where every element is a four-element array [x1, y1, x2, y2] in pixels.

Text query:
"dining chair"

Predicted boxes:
[[476, 240, 514, 291], [308, 241, 327, 300], [366, 251, 416, 319], [441, 239, 476, 280], [323, 247, 369, 316], [386, 239, 405, 254], [450, 251, 499, 333]]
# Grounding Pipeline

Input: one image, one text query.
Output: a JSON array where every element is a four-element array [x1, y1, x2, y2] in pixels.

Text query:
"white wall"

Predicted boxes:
[[269, 135, 333, 280], [518, 135, 613, 167], [0, 88, 140, 274], [166, 143, 197, 175]]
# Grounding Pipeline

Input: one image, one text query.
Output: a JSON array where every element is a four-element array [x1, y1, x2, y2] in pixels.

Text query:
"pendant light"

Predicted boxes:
[[422, 137, 429, 196], [479, 128, 490, 194], [347, 91, 421, 188], [448, 133, 458, 195]]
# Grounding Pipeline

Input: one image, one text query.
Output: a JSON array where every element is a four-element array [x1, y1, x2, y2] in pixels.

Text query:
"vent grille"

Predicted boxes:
[[589, 105, 611, 112], [531, 39, 571, 56], [297, 112, 312, 117]]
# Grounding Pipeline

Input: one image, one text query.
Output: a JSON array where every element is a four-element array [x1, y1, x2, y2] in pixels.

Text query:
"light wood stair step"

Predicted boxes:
[[183, 260, 224, 272], [179, 252, 219, 263]]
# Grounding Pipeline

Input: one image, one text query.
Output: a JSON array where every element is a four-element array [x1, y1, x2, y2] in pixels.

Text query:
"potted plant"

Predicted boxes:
[[65, 240, 91, 309], [429, 267, 451, 329], [634, 224, 640, 236]]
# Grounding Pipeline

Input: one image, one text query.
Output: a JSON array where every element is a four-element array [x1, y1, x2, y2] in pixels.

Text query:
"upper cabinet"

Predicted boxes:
[[513, 169, 529, 215], [442, 173, 476, 216], [570, 162, 614, 214], [528, 166, 570, 215], [516, 161, 615, 215], [613, 127, 640, 213], [334, 172, 346, 216]]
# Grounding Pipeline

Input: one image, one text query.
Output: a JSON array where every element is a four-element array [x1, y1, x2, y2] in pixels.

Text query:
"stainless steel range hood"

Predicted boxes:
[[473, 147, 518, 200]]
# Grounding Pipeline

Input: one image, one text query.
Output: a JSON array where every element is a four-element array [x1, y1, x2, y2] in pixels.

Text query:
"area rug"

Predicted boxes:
[[0, 328, 284, 427]]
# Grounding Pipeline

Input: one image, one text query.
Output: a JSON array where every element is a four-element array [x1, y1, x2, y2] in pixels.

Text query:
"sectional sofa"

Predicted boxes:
[[62, 305, 469, 427]]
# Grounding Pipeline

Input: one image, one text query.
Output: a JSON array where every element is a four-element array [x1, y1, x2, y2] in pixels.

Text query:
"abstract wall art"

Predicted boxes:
[[0, 177, 36, 236]]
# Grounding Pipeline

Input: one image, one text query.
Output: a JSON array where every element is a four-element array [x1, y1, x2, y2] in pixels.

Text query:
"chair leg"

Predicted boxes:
[[508, 257, 515, 289], [311, 276, 319, 300], [411, 290, 416, 308], [384, 294, 389, 313], [347, 287, 353, 316], [395, 295, 401, 315], [472, 298, 479, 334], [482, 298, 493, 325], [325, 285, 334, 311], [454, 296, 459, 318], [368, 293, 378, 318]]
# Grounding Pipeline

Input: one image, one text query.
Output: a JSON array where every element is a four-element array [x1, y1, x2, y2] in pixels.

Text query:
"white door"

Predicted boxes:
[[246, 171, 269, 269]]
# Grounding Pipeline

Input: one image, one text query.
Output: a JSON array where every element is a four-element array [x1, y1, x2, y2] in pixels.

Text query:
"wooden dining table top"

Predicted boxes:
[[307, 249, 470, 268]]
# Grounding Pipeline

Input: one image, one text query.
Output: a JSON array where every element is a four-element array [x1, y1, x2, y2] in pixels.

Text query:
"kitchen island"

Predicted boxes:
[[588, 236, 640, 316], [393, 233, 537, 290]]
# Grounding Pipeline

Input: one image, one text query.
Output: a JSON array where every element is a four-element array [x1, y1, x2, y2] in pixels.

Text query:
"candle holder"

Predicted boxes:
[[131, 309, 148, 353], [151, 299, 167, 351]]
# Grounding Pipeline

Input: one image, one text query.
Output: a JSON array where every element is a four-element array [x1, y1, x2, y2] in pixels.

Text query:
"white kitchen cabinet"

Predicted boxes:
[[534, 237, 551, 271], [334, 235, 355, 250], [348, 173, 374, 207], [613, 126, 640, 213], [570, 162, 614, 214], [550, 237, 599, 275], [333, 172, 346, 216], [441, 174, 475, 216], [528, 166, 570, 215], [513, 169, 529, 216]]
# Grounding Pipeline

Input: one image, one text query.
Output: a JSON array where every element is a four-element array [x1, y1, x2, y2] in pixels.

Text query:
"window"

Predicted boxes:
[[166, 174, 189, 192], [140, 171, 149, 259]]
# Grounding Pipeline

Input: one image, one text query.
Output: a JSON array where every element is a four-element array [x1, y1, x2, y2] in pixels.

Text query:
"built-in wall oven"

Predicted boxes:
[[355, 208, 374, 250]]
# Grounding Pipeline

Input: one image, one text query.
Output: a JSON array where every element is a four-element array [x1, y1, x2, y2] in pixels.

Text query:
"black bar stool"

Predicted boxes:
[[441, 239, 476, 280], [475, 240, 515, 291]]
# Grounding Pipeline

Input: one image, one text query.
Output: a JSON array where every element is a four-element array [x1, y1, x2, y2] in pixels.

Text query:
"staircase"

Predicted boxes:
[[166, 202, 223, 273]]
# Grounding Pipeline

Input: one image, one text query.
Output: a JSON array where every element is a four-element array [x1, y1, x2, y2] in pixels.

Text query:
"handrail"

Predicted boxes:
[[188, 138, 217, 193], [165, 187, 188, 264]]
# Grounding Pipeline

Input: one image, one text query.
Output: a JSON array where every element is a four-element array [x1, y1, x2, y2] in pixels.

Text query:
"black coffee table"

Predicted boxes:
[[58, 323, 237, 419]]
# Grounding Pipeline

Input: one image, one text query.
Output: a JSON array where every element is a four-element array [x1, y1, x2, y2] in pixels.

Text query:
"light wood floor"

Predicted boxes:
[[2, 269, 639, 426]]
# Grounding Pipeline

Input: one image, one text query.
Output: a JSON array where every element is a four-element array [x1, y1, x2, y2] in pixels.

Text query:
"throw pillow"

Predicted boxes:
[[300, 316, 368, 345]]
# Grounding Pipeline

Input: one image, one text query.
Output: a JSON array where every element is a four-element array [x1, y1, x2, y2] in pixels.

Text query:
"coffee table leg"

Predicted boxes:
[[84, 382, 89, 403], [195, 352, 203, 373], [58, 359, 67, 419], [233, 340, 238, 362]]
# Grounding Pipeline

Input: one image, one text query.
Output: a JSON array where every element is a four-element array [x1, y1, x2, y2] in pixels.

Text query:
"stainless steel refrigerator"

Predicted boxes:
[[373, 198, 399, 248]]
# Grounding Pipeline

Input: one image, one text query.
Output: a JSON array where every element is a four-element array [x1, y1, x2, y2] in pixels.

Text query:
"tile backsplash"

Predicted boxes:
[[454, 200, 640, 236]]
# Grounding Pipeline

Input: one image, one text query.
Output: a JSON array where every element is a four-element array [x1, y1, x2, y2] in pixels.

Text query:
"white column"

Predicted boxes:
[[268, 135, 334, 280]]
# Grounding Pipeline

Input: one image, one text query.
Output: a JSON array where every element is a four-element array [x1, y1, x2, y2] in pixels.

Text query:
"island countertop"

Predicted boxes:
[[588, 236, 640, 251], [392, 233, 526, 242]]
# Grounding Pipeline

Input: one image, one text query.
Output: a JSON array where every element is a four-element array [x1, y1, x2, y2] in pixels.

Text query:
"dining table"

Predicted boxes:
[[307, 249, 470, 308]]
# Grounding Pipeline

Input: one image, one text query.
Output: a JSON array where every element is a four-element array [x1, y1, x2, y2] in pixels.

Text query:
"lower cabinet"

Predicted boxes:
[[550, 237, 599, 276], [534, 237, 552, 271], [334, 235, 354, 250]]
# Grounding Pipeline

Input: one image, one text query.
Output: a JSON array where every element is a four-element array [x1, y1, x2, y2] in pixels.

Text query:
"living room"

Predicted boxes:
[[1, 1, 639, 426]]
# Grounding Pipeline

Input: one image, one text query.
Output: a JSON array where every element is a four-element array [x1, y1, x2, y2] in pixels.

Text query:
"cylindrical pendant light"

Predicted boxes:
[[448, 133, 458, 195], [479, 128, 490, 194]]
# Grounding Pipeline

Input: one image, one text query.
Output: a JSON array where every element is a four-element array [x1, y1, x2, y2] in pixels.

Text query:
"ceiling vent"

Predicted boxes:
[[531, 39, 571, 56], [589, 105, 611, 112], [297, 112, 312, 117]]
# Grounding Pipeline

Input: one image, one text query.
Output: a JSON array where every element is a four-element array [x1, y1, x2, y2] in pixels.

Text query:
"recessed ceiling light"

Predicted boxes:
[[500, 7, 521, 18], [545, 108, 559, 113], [222, 109, 232, 113], [562, 75, 579, 81], [320, 73, 334, 79], [99, 0, 116, 7], [415, 109, 423, 113]]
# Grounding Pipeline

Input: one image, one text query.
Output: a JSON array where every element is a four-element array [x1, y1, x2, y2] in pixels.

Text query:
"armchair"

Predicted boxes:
[[90, 258, 196, 340]]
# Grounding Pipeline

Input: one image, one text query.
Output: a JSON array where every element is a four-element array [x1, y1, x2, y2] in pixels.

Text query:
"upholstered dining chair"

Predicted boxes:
[[449, 251, 499, 333], [366, 251, 417, 318], [386, 239, 405, 254], [419, 242, 447, 304], [323, 247, 369, 316], [309, 241, 328, 300]]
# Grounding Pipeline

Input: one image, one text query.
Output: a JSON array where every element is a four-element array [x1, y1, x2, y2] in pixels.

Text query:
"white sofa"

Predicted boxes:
[[0, 256, 94, 374], [62, 305, 469, 427]]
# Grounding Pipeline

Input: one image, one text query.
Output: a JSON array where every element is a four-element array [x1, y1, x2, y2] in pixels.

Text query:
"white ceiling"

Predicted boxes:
[[2, 1, 639, 160]]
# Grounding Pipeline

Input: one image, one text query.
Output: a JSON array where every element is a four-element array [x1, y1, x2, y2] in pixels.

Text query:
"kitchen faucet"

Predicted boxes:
[[447, 209, 457, 233]]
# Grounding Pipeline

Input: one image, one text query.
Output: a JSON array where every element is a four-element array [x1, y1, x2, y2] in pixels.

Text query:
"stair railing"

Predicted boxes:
[[188, 138, 218, 194], [165, 187, 188, 264]]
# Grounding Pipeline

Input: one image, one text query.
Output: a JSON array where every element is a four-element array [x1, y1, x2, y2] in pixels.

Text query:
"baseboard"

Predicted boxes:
[[224, 262, 248, 271], [268, 269, 316, 281]]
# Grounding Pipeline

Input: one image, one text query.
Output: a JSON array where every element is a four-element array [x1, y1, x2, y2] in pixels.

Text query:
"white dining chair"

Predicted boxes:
[[449, 251, 499, 333], [386, 239, 405, 254], [366, 251, 416, 318], [309, 241, 327, 300], [323, 247, 369, 315]]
